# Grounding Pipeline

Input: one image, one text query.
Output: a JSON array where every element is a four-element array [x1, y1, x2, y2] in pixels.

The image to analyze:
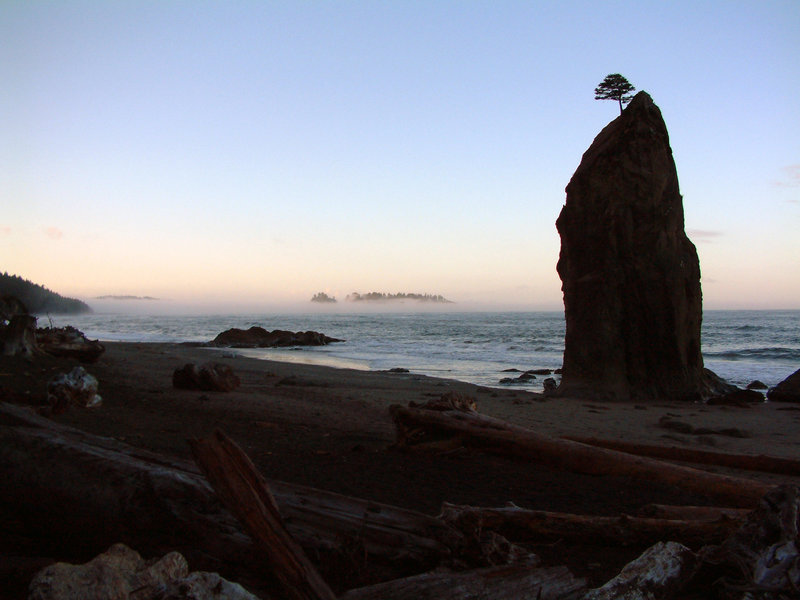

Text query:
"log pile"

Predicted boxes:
[[4, 397, 800, 599], [389, 403, 771, 507]]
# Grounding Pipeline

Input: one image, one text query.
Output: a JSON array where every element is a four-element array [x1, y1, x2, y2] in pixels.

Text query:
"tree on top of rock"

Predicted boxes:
[[594, 73, 636, 114]]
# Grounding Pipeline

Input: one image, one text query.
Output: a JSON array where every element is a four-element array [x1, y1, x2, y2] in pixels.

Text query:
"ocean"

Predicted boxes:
[[56, 310, 799, 393]]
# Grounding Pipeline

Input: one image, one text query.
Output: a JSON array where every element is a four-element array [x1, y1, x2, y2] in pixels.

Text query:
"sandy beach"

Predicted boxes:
[[2, 341, 800, 596]]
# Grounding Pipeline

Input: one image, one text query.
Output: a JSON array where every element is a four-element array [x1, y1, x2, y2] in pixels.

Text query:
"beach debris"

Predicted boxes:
[[657, 416, 751, 438], [562, 436, 800, 477], [36, 326, 105, 363], [439, 503, 738, 549], [275, 374, 328, 388], [5, 399, 799, 598], [0, 314, 42, 359], [409, 391, 477, 413], [0, 402, 464, 595], [209, 327, 343, 348], [190, 429, 339, 600], [339, 565, 585, 600], [767, 368, 800, 403], [554, 92, 728, 403], [637, 504, 750, 522], [390, 402, 771, 507], [47, 366, 101, 411], [582, 541, 697, 600], [173, 362, 240, 392], [693, 484, 800, 598], [27, 543, 260, 600]]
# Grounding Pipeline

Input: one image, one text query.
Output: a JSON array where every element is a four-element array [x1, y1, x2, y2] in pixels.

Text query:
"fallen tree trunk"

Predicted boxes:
[[191, 429, 336, 600], [340, 564, 586, 600], [0, 402, 462, 593], [439, 503, 739, 549], [562, 435, 800, 476], [637, 504, 750, 522], [390, 405, 771, 508]]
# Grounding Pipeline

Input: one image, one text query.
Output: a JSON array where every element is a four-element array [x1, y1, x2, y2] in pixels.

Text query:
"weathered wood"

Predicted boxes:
[[35, 326, 105, 363], [696, 484, 800, 598], [583, 541, 697, 600], [439, 503, 739, 549], [340, 564, 586, 600], [563, 435, 800, 476], [637, 503, 749, 522], [190, 429, 336, 600], [390, 404, 772, 507], [0, 314, 42, 358], [0, 402, 461, 593]]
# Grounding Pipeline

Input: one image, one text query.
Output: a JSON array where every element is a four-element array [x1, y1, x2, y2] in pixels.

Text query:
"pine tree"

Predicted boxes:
[[594, 73, 636, 114]]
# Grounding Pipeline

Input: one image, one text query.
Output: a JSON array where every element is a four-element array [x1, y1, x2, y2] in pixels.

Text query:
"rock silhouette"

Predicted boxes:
[[555, 92, 716, 401]]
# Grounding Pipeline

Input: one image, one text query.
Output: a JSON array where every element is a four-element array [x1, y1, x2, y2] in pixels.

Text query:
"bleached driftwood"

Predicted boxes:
[[583, 541, 697, 600], [390, 404, 771, 507]]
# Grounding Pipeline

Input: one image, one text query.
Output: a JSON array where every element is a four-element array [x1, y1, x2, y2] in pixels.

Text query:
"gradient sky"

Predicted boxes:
[[2, 1, 799, 311]]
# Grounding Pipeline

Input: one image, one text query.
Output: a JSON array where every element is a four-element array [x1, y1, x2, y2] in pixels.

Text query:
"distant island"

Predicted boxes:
[[0, 272, 91, 315], [310, 292, 337, 303], [95, 295, 159, 301], [346, 292, 453, 303]]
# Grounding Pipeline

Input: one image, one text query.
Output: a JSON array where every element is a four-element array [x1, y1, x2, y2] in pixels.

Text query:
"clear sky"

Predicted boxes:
[[2, 1, 799, 311]]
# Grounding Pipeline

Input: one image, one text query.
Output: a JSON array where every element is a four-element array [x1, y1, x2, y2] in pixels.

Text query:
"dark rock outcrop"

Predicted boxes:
[[173, 362, 240, 392], [209, 326, 342, 348], [767, 368, 800, 403], [555, 92, 717, 402]]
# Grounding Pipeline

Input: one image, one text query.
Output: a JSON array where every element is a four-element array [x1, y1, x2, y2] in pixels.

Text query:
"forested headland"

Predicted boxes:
[[0, 273, 91, 315]]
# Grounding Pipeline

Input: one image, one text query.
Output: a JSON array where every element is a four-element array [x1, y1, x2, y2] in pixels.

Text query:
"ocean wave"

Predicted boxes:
[[704, 347, 800, 361]]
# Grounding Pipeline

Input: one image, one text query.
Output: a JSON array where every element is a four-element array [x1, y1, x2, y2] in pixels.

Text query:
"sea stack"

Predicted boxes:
[[555, 91, 705, 401]]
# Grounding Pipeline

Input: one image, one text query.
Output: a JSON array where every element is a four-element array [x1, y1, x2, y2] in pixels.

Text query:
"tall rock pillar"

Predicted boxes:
[[555, 92, 705, 401]]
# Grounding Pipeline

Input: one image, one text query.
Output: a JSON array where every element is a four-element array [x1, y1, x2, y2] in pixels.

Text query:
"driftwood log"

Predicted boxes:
[[637, 504, 750, 522], [693, 484, 800, 598], [390, 404, 772, 508], [190, 429, 336, 600], [563, 435, 800, 476], [341, 565, 586, 600], [440, 503, 740, 549], [0, 402, 463, 594], [35, 326, 105, 363]]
